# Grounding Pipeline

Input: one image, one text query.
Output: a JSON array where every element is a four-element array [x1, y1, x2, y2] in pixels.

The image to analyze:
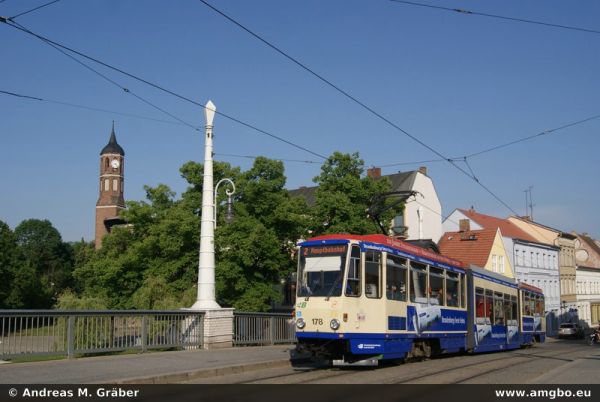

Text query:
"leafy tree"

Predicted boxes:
[[311, 152, 400, 235], [12, 219, 74, 307], [68, 152, 394, 312], [0, 221, 19, 308], [55, 289, 107, 310]]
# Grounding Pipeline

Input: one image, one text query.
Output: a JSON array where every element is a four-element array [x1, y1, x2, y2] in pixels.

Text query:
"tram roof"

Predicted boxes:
[[301, 234, 466, 270], [518, 281, 544, 295]]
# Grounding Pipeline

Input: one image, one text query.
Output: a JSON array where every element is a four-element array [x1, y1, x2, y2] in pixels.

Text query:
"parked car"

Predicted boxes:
[[558, 323, 584, 339]]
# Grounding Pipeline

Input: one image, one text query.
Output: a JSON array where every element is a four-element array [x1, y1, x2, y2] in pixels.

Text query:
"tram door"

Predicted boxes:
[[361, 250, 384, 331]]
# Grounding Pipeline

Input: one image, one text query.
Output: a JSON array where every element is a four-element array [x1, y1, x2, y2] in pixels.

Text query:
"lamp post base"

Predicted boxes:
[[183, 305, 234, 349], [190, 300, 222, 310]]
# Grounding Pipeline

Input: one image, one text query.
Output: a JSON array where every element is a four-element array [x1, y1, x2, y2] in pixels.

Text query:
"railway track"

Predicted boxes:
[[206, 341, 589, 384]]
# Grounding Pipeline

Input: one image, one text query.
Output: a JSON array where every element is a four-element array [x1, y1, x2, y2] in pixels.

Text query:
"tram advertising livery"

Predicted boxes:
[[294, 234, 545, 364]]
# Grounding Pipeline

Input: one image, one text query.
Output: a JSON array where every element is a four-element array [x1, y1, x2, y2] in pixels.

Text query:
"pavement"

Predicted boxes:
[[0, 345, 294, 384]]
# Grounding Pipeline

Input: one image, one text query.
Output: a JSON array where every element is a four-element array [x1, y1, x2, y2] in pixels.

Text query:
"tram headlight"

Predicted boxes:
[[330, 319, 341, 331], [296, 318, 306, 329]]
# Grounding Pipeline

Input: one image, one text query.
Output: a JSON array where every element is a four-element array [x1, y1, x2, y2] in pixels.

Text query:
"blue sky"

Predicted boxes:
[[1, 0, 599, 242]]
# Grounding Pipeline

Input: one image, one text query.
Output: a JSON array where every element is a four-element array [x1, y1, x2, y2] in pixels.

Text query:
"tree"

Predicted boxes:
[[13, 219, 74, 307], [0, 221, 19, 308], [311, 152, 400, 235]]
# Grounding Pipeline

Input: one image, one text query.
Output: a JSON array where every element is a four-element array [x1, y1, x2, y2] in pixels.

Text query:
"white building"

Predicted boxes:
[[443, 208, 561, 334], [384, 167, 442, 242]]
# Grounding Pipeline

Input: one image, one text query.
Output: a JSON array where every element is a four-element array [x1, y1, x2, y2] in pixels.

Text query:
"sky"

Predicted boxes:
[[1, 0, 599, 242]]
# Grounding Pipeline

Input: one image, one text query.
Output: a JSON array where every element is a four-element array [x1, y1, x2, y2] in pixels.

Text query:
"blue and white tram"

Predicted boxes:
[[293, 234, 544, 363]]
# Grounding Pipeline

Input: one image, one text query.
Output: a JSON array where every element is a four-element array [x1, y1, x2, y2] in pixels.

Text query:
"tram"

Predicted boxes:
[[293, 234, 544, 363]]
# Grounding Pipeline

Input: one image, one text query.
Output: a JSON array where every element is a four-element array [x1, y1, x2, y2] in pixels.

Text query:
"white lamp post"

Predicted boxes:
[[192, 100, 221, 310]]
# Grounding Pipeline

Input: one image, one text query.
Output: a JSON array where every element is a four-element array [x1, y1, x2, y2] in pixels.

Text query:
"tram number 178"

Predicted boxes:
[[312, 318, 323, 325]]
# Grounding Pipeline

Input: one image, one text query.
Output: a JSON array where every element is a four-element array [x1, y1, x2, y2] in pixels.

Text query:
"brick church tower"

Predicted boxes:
[[95, 123, 126, 249]]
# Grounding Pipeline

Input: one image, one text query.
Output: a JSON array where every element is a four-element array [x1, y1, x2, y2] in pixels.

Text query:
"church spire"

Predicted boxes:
[[100, 122, 125, 156]]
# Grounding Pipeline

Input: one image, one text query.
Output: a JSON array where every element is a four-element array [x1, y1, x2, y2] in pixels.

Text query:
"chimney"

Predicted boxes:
[[459, 219, 470, 232], [367, 167, 381, 179], [418, 166, 427, 176]]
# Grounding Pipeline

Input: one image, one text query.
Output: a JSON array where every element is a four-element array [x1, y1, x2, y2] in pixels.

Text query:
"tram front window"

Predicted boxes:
[[298, 245, 348, 297]]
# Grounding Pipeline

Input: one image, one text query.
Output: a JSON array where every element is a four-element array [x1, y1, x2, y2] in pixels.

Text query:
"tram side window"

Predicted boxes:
[[523, 293, 531, 316], [485, 290, 494, 325], [475, 287, 486, 324], [461, 273, 467, 308], [494, 292, 504, 325], [365, 251, 382, 299], [429, 267, 445, 305], [346, 245, 361, 297], [535, 295, 544, 315], [503, 294, 512, 324], [386, 255, 407, 301], [529, 293, 536, 316], [410, 262, 428, 303], [446, 272, 460, 307], [511, 295, 518, 325]]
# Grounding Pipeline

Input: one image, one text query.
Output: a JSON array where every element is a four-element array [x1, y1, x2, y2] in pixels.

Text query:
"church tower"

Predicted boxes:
[[95, 123, 126, 249]]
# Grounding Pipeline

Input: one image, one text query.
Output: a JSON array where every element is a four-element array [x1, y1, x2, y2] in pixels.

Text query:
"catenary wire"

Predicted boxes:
[[9, 20, 201, 132], [215, 153, 320, 164], [379, 112, 600, 168], [389, 0, 600, 35], [197, 0, 519, 215], [10, 0, 61, 20], [0, 89, 201, 128], [0, 19, 328, 160]]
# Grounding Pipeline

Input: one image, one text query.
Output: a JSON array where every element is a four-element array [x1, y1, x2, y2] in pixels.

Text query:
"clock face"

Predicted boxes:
[[111, 159, 120, 169]]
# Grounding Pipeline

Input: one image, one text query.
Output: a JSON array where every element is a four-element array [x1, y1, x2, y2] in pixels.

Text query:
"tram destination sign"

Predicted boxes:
[[302, 245, 347, 257]]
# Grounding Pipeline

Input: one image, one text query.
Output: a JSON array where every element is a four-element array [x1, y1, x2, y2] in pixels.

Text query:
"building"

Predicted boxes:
[[444, 209, 561, 334], [438, 226, 515, 278], [507, 216, 577, 315], [95, 124, 126, 249], [289, 166, 442, 242], [573, 232, 600, 328]]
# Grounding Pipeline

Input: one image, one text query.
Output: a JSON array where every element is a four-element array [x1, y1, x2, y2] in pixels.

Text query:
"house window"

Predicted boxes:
[[498, 256, 505, 274], [492, 255, 498, 273], [104, 179, 109, 191], [113, 179, 118, 191]]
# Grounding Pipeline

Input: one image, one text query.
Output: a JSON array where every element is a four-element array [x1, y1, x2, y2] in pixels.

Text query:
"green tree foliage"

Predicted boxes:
[[0, 221, 19, 308], [55, 289, 108, 310], [9, 219, 74, 308], [18, 151, 397, 312], [311, 152, 400, 235]]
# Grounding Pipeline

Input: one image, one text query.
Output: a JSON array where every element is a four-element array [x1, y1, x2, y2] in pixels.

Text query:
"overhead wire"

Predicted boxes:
[[0, 89, 201, 128], [215, 153, 320, 164], [197, 0, 519, 215], [9, 0, 61, 20], [8, 20, 201, 132], [379, 112, 600, 168], [0, 19, 328, 160], [389, 0, 600, 35]]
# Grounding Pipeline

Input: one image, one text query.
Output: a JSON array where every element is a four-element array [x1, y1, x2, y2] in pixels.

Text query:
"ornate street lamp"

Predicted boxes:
[[192, 100, 220, 310], [214, 178, 235, 229]]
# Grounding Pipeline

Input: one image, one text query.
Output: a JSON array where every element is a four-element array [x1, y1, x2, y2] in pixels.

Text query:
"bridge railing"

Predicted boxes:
[[233, 312, 295, 346], [0, 310, 204, 359]]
